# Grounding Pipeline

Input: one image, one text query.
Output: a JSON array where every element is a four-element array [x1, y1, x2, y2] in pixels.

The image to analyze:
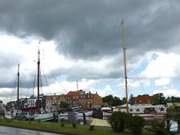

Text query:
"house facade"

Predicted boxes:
[[65, 90, 103, 109], [45, 95, 65, 112]]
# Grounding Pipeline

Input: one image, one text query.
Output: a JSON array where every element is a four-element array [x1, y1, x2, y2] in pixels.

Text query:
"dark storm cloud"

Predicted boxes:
[[0, 0, 180, 91], [0, 0, 180, 60]]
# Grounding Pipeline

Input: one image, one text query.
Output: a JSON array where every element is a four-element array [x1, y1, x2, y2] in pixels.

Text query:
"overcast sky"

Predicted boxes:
[[0, 0, 180, 103]]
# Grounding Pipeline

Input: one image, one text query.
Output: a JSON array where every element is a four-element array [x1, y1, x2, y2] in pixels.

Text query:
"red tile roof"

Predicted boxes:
[[134, 96, 153, 104]]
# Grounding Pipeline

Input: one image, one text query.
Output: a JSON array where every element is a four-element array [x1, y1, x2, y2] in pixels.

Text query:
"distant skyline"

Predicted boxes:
[[0, 0, 180, 103]]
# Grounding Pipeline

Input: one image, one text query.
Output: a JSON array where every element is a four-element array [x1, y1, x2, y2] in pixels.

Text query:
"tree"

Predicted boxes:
[[129, 94, 135, 105], [59, 102, 70, 109], [103, 95, 122, 106], [167, 106, 180, 133], [152, 93, 166, 105], [103, 95, 113, 106], [166, 96, 180, 103], [112, 96, 122, 106], [129, 116, 144, 135], [110, 112, 130, 132], [122, 97, 127, 105]]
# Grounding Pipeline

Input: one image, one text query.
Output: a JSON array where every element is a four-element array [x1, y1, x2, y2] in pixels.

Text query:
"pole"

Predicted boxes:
[[37, 50, 40, 113], [121, 20, 129, 113], [17, 64, 20, 110], [123, 48, 129, 113]]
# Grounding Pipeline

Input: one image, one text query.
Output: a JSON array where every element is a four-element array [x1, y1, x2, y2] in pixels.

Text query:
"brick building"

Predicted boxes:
[[6, 90, 103, 113], [45, 95, 65, 112], [65, 90, 103, 109]]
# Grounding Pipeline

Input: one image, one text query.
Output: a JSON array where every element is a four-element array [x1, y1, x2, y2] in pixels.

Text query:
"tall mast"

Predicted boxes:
[[17, 64, 20, 109], [123, 48, 128, 113], [121, 20, 129, 113], [37, 49, 40, 113]]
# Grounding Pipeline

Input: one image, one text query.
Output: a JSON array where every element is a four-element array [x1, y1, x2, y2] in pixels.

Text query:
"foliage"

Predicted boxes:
[[89, 125, 95, 131], [61, 123, 64, 127], [103, 95, 122, 106], [0, 119, 153, 135], [128, 116, 144, 135], [110, 112, 130, 132], [149, 121, 169, 135], [113, 96, 122, 106], [59, 101, 70, 109], [166, 96, 180, 103], [152, 93, 166, 105], [72, 123, 76, 128], [121, 97, 127, 105], [110, 111, 145, 135], [129, 94, 135, 105]]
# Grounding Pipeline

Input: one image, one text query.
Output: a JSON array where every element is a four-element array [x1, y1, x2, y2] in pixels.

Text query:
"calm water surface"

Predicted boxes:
[[0, 126, 62, 135]]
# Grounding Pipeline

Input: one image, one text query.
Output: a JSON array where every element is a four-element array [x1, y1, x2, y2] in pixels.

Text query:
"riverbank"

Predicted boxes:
[[0, 119, 150, 135]]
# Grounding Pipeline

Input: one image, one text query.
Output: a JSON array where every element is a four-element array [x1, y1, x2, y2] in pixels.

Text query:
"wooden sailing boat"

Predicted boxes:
[[34, 49, 54, 121]]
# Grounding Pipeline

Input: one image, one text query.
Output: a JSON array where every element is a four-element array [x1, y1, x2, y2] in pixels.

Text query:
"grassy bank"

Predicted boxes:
[[0, 119, 150, 135]]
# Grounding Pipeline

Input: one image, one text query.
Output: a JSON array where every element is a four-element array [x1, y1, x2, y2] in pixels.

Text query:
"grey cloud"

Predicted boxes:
[[0, 0, 180, 88], [0, 0, 179, 60]]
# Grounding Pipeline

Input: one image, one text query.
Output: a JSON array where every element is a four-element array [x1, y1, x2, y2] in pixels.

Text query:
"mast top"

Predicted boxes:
[[121, 20, 126, 49], [38, 49, 40, 62], [76, 80, 79, 90], [17, 64, 20, 74]]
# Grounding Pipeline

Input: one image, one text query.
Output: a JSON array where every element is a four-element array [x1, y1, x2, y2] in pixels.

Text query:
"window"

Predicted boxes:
[[160, 108, 164, 111], [136, 108, 140, 112], [144, 108, 156, 113]]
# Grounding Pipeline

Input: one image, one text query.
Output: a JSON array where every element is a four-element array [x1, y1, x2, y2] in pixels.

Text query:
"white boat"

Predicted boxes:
[[101, 107, 112, 120], [85, 111, 93, 116], [58, 112, 68, 121], [34, 112, 54, 122], [4, 113, 12, 119], [58, 111, 93, 122], [75, 111, 93, 121]]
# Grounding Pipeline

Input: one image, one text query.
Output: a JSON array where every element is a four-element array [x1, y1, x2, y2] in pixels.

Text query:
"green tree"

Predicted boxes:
[[122, 97, 127, 105], [110, 112, 130, 132], [167, 106, 180, 133], [59, 101, 69, 109], [166, 96, 180, 103], [129, 116, 144, 135], [129, 94, 135, 105], [103, 95, 122, 106], [103, 95, 113, 106], [152, 93, 166, 105], [112, 96, 121, 106]]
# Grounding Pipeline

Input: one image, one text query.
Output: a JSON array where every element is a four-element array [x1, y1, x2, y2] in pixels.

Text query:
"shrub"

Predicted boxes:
[[72, 123, 76, 128], [110, 112, 130, 132], [149, 121, 169, 135], [89, 125, 95, 131], [128, 116, 144, 135], [60, 123, 64, 127]]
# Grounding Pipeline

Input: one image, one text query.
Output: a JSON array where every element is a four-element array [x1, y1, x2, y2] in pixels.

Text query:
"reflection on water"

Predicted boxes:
[[0, 126, 61, 135]]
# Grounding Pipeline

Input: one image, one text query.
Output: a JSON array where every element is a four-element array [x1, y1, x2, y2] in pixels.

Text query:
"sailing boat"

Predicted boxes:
[[4, 64, 20, 119], [33, 49, 54, 121]]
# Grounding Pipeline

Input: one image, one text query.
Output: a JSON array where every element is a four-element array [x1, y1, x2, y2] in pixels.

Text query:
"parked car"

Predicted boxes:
[[15, 112, 34, 120], [92, 108, 103, 119], [25, 113, 34, 120]]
